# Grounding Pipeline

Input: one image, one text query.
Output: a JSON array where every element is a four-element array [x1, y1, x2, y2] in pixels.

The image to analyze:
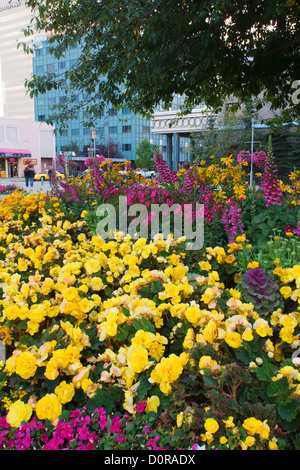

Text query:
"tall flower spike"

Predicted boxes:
[[154, 153, 178, 184], [260, 153, 283, 207]]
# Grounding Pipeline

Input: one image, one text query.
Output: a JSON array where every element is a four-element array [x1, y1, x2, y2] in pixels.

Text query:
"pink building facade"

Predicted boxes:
[[0, 117, 56, 178]]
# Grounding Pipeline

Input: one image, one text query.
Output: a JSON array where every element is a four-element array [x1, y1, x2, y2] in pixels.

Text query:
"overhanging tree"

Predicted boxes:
[[22, 0, 300, 129]]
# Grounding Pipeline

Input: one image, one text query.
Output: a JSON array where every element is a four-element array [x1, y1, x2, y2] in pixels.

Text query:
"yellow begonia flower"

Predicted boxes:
[[55, 381, 75, 404], [15, 351, 38, 380], [199, 355, 221, 373], [253, 318, 273, 337], [128, 346, 149, 373], [280, 286, 292, 299], [176, 412, 184, 427], [245, 436, 256, 447], [145, 395, 160, 414], [204, 418, 219, 434], [223, 416, 235, 428], [225, 331, 242, 348], [269, 440, 279, 450], [242, 417, 270, 439], [6, 400, 32, 428], [36, 393, 62, 422]]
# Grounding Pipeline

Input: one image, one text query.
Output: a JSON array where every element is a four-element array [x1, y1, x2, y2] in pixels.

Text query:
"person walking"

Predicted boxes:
[[28, 165, 35, 187], [48, 167, 53, 186], [24, 165, 30, 187]]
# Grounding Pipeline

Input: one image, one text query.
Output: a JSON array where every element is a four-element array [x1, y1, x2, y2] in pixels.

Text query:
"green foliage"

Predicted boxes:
[[270, 125, 300, 176], [241, 189, 299, 247], [135, 139, 156, 170], [236, 233, 300, 274], [191, 111, 266, 164], [22, 0, 300, 129]]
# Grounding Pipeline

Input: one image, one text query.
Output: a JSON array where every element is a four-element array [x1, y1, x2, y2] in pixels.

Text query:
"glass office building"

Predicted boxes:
[[32, 38, 190, 165]]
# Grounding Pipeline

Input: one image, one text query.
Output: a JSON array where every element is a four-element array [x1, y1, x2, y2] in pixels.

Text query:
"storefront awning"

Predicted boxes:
[[0, 149, 31, 158]]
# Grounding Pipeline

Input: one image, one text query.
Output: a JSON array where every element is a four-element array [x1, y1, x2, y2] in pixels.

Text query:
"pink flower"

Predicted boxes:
[[146, 435, 160, 449], [221, 198, 244, 242], [136, 402, 147, 413], [109, 415, 122, 434], [79, 442, 95, 450]]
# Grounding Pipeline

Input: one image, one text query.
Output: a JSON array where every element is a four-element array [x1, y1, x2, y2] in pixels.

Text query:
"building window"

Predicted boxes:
[[122, 108, 130, 114], [61, 130, 68, 136], [59, 96, 66, 104], [122, 125, 131, 133], [109, 126, 117, 133], [47, 64, 55, 72], [59, 61, 66, 69], [109, 108, 117, 116], [48, 98, 56, 106], [122, 144, 131, 151], [143, 126, 150, 133], [38, 115, 46, 122], [71, 129, 80, 136], [36, 65, 44, 74]]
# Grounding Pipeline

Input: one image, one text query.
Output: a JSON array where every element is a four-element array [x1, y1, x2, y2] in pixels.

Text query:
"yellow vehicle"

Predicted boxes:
[[34, 170, 65, 182]]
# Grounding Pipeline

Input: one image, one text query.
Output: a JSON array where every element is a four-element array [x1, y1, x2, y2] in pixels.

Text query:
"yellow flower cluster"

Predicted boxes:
[[197, 157, 248, 202], [0, 190, 299, 437], [150, 352, 189, 394], [0, 190, 47, 227], [200, 414, 278, 450]]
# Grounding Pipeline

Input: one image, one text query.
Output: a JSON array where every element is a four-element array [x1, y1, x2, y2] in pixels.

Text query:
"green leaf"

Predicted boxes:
[[116, 325, 129, 342], [19, 334, 35, 347], [133, 317, 155, 333], [86, 387, 123, 414], [104, 443, 113, 450], [254, 360, 277, 382], [294, 438, 300, 450], [278, 400, 300, 422], [136, 374, 152, 401], [202, 374, 218, 388], [267, 377, 289, 398], [171, 428, 186, 441]]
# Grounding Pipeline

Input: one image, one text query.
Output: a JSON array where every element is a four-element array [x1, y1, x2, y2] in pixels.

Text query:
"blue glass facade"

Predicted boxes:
[[32, 39, 190, 165]]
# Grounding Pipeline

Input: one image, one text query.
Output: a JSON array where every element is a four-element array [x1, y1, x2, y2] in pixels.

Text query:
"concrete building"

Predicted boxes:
[[0, 117, 56, 177], [0, 0, 36, 120]]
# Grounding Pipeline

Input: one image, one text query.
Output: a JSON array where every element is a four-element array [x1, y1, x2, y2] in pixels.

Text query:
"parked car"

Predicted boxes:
[[135, 169, 157, 179], [34, 170, 65, 181]]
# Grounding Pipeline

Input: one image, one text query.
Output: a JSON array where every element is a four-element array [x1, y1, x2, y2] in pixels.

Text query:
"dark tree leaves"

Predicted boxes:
[[23, 0, 300, 128]]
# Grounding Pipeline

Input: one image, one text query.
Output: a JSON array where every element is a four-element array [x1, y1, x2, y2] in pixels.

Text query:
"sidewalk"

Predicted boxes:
[[1, 177, 52, 195]]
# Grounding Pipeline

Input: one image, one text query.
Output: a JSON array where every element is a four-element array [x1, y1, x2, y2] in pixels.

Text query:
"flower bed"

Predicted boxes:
[[0, 184, 17, 195], [0, 153, 299, 450]]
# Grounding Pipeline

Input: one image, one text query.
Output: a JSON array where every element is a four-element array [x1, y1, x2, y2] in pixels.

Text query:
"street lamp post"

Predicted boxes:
[[91, 128, 96, 159], [250, 117, 254, 188]]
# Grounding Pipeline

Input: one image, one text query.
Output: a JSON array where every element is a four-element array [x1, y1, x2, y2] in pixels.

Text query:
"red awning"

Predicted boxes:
[[0, 149, 31, 158]]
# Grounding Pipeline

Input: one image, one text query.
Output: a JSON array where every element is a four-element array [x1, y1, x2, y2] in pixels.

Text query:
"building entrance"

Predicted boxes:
[[8, 159, 18, 177]]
